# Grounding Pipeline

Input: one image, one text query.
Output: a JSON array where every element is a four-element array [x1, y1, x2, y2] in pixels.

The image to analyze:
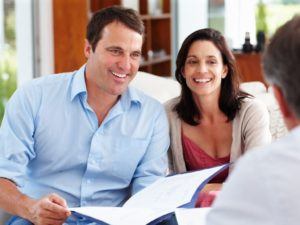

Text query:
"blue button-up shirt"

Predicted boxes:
[[0, 65, 169, 224]]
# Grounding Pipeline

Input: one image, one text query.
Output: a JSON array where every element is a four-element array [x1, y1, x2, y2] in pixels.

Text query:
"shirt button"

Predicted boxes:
[[86, 179, 91, 184]]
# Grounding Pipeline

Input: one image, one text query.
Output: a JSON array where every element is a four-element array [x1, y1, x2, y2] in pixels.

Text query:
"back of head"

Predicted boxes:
[[263, 15, 300, 118], [86, 5, 144, 51]]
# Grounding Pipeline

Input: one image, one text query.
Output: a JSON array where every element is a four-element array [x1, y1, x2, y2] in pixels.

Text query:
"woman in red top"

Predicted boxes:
[[165, 28, 271, 207]]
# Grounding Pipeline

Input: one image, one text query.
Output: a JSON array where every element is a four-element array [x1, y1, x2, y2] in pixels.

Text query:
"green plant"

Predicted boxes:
[[256, 0, 268, 35], [0, 47, 17, 123]]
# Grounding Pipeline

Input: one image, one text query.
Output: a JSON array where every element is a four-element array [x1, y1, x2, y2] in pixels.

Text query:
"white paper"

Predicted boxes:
[[70, 165, 226, 225], [124, 165, 225, 209], [175, 208, 211, 225]]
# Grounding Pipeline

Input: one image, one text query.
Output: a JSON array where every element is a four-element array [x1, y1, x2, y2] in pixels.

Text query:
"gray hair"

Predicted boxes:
[[263, 15, 300, 118]]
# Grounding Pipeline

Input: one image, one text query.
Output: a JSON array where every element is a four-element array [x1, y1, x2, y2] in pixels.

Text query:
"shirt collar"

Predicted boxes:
[[70, 64, 87, 101], [70, 65, 142, 108], [119, 86, 142, 110]]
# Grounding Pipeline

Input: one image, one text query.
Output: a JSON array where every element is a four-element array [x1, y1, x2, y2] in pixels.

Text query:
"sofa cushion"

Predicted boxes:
[[130, 71, 180, 103]]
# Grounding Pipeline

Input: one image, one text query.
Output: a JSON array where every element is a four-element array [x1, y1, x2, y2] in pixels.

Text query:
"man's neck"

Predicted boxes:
[[86, 80, 120, 125], [88, 91, 119, 126]]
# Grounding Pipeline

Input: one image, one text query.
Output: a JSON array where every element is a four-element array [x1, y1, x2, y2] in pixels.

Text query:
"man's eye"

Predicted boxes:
[[109, 49, 122, 55], [131, 52, 141, 59]]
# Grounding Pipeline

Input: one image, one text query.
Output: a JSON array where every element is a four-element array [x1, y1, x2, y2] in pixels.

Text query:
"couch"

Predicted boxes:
[[131, 71, 287, 140], [0, 71, 287, 224]]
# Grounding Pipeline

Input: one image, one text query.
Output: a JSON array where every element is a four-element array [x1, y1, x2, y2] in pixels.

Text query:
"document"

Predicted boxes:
[[175, 208, 211, 225], [70, 164, 228, 225]]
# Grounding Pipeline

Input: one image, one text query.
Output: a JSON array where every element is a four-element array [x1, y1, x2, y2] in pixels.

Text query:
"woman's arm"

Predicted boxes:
[[242, 99, 272, 151]]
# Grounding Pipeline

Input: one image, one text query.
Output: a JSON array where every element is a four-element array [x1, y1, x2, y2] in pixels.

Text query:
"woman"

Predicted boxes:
[[165, 28, 271, 206]]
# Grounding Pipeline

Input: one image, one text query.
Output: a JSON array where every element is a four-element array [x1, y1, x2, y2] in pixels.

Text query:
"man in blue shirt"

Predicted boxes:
[[0, 6, 169, 225]]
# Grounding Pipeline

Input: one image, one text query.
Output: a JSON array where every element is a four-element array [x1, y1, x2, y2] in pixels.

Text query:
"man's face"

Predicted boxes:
[[85, 21, 143, 96]]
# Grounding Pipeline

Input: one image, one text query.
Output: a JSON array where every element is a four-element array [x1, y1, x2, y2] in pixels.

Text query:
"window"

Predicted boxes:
[[0, 0, 41, 123], [256, 0, 300, 37], [208, 0, 225, 35], [0, 0, 17, 123]]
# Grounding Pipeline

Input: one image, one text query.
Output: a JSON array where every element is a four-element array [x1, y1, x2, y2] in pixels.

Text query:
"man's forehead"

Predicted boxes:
[[102, 21, 142, 39], [99, 23, 143, 51]]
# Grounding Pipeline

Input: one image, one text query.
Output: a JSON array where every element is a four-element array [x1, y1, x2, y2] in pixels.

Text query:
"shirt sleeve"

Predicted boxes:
[[131, 104, 170, 194], [0, 85, 39, 187], [242, 99, 272, 151], [206, 151, 274, 225]]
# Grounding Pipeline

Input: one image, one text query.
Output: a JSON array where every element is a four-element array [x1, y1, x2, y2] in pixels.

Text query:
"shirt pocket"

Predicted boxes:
[[100, 135, 149, 183]]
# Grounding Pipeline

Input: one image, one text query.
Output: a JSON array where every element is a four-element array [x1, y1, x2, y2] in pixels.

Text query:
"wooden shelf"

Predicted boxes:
[[140, 55, 171, 67], [141, 13, 171, 20], [234, 52, 267, 86]]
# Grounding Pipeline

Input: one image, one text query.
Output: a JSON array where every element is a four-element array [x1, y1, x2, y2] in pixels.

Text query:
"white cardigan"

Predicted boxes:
[[164, 97, 272, 173]]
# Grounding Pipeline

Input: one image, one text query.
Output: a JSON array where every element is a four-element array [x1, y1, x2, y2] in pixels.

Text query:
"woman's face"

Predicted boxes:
[[183, 40, 228, 99]]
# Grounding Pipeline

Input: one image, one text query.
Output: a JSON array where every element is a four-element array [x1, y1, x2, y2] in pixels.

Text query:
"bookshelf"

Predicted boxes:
[[234, 52, 267, 86]]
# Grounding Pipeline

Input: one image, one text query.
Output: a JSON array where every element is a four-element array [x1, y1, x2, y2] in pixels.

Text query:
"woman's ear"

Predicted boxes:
[[181, 67, 186, 78], [221, 65, 228, 79]]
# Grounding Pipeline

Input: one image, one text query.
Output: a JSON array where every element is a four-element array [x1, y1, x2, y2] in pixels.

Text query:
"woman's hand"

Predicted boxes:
[[196, 183, 223, 207]]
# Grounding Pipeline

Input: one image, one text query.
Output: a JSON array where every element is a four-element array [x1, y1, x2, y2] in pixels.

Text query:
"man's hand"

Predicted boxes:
[[29, 193, 71, 225]]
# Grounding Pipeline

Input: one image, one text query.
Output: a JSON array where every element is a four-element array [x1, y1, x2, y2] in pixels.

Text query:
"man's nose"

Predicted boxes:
[[118, 55, 131, 72]]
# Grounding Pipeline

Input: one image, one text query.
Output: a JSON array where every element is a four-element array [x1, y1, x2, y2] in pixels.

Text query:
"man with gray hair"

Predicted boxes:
[[206, 15, 300, 225]]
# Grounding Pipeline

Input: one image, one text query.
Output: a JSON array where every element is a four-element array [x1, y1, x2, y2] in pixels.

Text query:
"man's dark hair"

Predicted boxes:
[[174, 28, 251, 125], [86, 5, 144, 51], [263, 15, 300, 118]]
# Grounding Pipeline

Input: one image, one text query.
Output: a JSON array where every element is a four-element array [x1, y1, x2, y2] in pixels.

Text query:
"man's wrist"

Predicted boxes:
[[16, 193, 36, 222]]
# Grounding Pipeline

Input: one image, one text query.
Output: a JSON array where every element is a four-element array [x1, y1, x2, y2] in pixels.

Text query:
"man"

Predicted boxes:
[[0, 6, 169, 225], [206, 15, 300, 225]]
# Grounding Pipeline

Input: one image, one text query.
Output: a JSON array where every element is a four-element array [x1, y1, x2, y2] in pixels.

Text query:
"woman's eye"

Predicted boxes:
[[187, 60, 197, 65], [208, 60, 217, 65]]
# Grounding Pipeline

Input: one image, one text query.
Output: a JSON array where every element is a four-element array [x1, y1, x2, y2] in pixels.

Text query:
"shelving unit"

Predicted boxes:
[[234, 52, 267, 86], [89, 0, 172, 77]]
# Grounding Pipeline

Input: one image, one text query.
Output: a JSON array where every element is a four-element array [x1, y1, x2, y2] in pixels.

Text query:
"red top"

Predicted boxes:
[[182, 133, 230, 183]]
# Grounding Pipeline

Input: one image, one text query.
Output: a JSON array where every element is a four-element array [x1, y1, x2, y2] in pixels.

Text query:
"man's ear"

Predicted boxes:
[[272, 84, 299, 130], [84, 39, 92, 58], [272, 85, 291, 118]]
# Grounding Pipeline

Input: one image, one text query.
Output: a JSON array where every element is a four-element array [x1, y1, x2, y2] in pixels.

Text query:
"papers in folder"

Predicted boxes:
[[175, 208, 211, 225], [70, 164, 228, 225]]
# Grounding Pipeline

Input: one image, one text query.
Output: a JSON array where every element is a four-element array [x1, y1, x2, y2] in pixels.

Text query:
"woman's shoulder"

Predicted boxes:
[[239, 97, 268, 114], [236, 97, 269, 124], [164, 97, 180, 112]]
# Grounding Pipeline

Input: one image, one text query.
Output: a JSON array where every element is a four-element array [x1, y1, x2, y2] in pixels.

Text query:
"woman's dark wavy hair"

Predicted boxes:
[[174, 28, 251, 125]]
